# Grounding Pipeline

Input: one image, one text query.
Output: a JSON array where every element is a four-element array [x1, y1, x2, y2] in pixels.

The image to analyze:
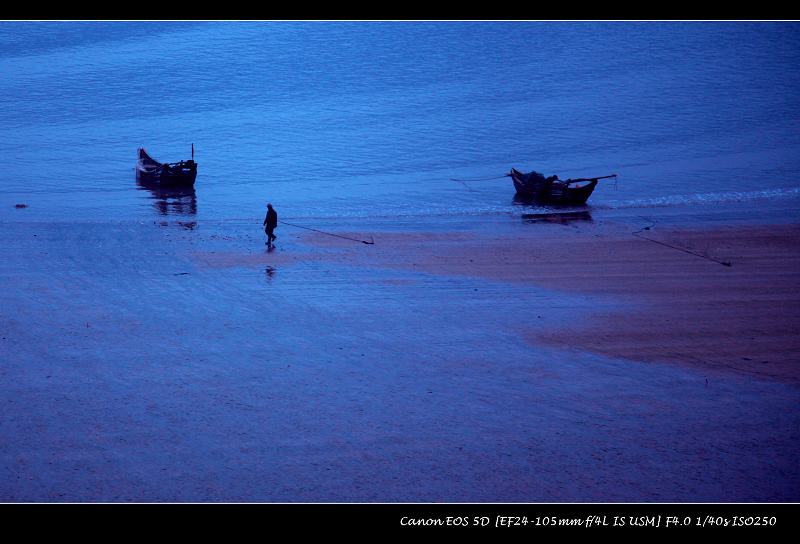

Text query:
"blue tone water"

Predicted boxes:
[[1, 21, 799, 222]]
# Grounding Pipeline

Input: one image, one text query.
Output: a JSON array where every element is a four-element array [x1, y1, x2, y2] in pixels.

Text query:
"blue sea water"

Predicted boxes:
[[1, 21, 799, 222]]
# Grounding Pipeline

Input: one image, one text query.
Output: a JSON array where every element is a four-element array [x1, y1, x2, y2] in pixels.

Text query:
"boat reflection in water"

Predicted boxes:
[[520, 208, 593, 225], [513, 193, 593, 225], [137, 180, 197, 228]]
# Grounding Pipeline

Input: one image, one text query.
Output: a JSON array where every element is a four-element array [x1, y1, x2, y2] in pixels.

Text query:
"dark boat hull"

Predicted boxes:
[[136, 148, 197, 188], [510, 168, 597, 205]]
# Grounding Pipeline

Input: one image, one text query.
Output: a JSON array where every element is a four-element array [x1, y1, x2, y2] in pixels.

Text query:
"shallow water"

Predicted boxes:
[[1, 21, 800, 222]]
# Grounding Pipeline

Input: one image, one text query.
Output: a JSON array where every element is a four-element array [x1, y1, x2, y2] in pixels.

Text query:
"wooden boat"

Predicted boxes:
[[509, 168, 615, 205], [136, 146, 197, 187]]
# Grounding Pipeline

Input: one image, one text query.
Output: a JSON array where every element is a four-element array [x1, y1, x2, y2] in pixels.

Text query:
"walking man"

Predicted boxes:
[[263, 203, 278, 246]]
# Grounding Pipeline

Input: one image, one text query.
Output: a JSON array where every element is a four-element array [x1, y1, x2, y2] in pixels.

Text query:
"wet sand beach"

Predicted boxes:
[[293, 218, 800, 386], [1, 204, 799, 502]]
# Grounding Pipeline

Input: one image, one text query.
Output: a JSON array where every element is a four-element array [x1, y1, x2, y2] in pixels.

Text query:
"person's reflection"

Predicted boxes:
[[137, 181, 197, 218]]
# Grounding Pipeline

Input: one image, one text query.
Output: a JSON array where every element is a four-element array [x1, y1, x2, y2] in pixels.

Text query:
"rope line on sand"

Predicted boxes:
[[279, 220, 375, 245], [633, 217, 731, 267]]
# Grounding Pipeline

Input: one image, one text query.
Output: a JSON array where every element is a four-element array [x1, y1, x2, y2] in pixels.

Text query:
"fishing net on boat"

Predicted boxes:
[[525, 171, 547, 183]]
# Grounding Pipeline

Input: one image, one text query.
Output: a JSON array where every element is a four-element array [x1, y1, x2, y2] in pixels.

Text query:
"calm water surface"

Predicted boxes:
[[1, 21, 799, 222]]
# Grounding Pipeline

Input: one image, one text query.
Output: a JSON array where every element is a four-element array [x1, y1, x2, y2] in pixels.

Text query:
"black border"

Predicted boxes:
[[2, 3, 800, 21], [3, 503, 797, 535]]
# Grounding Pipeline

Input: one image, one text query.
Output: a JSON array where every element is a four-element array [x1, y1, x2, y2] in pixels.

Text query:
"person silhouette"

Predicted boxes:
[[263, 203, 278, 246]]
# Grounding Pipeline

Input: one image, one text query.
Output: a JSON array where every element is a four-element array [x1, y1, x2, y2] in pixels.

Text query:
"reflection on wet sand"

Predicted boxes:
[[521, 210, 593, 225], [512, 195, 594, 225], [137, 181, 197, 218]]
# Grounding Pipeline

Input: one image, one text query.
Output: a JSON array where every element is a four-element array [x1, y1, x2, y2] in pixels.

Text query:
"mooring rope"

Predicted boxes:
[[633, 217, 731, 267], [279, 220, 375, 245], [450, 175, 509, 182]]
